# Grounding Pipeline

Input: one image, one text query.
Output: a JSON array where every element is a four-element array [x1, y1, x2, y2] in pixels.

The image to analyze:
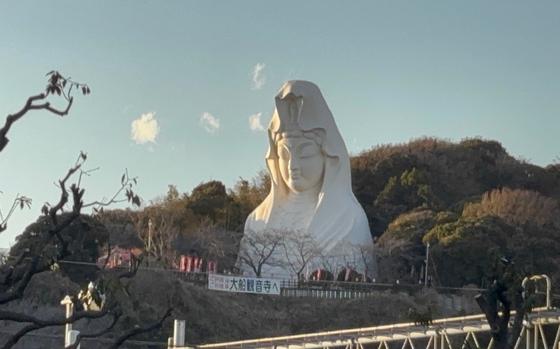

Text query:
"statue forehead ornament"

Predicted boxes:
[[274, 93, 323, 146]]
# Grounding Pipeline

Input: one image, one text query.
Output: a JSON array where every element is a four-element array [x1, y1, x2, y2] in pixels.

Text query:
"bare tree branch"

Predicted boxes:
[[0, 93, 46, 152], [0, 308, 109, 349], [65, 311, 121, 349], [0, 307, 108, 325], [0, 158, 140, 306], [0, 71, 89, 154], [238, 230, 283, 277], [0, 256, 40, 305], [84, 169, 140, 209], [1, 323, 40, 349], [0, 194, 32, 233], [108, 308, 172, 349], [27, 98, 73, 116], [281, 231, 319, 280]]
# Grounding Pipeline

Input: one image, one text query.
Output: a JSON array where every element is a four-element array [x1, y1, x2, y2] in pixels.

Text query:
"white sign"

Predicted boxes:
[[208, 274, 281, 295]]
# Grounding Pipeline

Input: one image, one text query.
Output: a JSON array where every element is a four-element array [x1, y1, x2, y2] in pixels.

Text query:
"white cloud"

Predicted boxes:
[[131, 112, 159, 144], [249, 112, 265, 131], [200, 112, 220, 133], [251, 63, 266, 90]]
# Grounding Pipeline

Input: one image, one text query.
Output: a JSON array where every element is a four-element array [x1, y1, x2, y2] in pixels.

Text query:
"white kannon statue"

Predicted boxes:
[[240, 80, 375, 278]]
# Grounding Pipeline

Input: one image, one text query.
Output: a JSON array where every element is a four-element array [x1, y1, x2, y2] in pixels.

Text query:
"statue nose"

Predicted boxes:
[[289, 157, 300, 172]]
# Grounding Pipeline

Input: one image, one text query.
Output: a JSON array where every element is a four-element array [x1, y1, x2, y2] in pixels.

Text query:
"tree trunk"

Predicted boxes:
[[476, 288, 526, 349]]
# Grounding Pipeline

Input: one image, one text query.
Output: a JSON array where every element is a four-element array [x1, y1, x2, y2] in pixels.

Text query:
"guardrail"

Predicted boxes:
[[166, 306, 560, 349]]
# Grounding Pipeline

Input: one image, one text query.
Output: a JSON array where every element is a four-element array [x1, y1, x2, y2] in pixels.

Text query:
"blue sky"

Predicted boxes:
[[1, 1, 559, 247]]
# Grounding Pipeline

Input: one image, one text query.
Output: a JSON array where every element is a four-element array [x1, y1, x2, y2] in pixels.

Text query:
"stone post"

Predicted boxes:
[[60, 295, 74, 347], [173, 319, 186, 347]]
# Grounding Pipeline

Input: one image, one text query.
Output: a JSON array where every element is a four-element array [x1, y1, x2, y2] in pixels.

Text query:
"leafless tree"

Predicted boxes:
[[0, 72, 170, 349], [340, 243, 376, 281], [312, 242, 375, 282], [237, 230, 283, 277], [318, 253, 338, 277], [281, 231, 321, 280], [139, 208, 179, 266], [314, 241, 359, 279], [189, 226, 240, 271]]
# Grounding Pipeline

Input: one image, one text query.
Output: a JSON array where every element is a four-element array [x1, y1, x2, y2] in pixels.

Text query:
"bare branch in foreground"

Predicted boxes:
[[0, 71, 89, 154], [85, 169, 141, 210], [0, 194, 32, 234], [0, 308, 109, 349], [65, 312, 121, 349], [108, 308, 173, 349]]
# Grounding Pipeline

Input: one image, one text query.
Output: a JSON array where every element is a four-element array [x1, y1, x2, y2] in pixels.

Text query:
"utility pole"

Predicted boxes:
[[424, 242, 430, 287], [148, 218, 153, 252]]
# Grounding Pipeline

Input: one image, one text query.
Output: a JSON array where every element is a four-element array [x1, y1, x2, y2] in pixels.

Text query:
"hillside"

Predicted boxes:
[[2, 270, 480, 348], [352, 137, 560, 234], [351, 138, 560, 287]]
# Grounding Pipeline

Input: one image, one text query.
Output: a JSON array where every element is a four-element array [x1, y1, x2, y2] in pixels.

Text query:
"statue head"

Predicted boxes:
[[265, 81, 350, 199], [271, 93, 326, 193]]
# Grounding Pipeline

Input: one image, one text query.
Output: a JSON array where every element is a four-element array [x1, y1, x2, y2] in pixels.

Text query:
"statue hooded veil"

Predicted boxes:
[[242, 80, 375, 277]]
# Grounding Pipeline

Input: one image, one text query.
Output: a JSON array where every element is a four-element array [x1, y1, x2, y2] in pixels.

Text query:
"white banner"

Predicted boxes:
[[208, 274, 281, 295]]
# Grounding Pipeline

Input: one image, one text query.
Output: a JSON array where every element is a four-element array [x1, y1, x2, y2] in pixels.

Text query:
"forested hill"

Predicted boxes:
[[353, 137, 560, 287], [352, 137, 560, 236]]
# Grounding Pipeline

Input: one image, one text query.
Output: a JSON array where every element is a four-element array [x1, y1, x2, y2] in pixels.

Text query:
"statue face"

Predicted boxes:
[[277, 136, 325, 193]]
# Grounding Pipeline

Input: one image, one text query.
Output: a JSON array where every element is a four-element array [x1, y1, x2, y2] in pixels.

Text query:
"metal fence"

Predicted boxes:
[[280, 287, 377, 299], [278, 279, 425, 299], [58, 260, 486, 300]]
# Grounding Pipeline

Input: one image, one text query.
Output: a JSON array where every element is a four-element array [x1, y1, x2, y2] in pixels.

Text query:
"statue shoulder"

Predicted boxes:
[[244, 204, 267, 232], [341, 196, 372, 245], [246, 194, 274, 221]]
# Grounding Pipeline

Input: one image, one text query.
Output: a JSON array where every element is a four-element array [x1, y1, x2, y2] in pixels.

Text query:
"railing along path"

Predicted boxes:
[[169, 275, 560, 349]]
